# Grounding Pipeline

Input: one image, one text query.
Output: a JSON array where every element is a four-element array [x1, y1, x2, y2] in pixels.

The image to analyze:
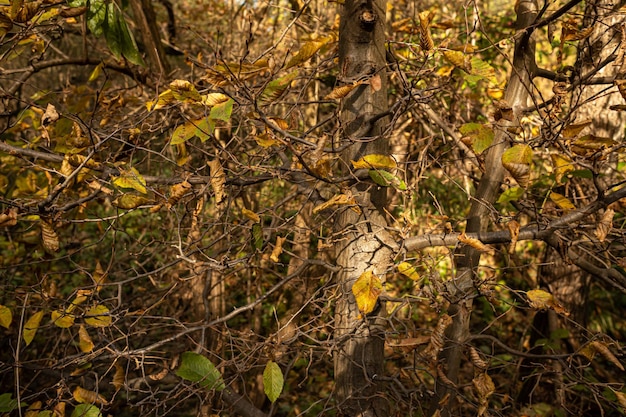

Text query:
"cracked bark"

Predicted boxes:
[[333, 1, 395, 416]]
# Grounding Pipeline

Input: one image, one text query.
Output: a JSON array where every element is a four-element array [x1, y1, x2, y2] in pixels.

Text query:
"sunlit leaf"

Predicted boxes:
[[70, 404, 102, 417], [351, 154, 397, 170], [497, 186, 525, 204], [397, 262, 420, 281], [313, 193, 361, 215], [263, 361, 284, 403], [166, 180, 192, 208], [459, 123, 494, 154], [0, 305, 12, 329], [571, 134, 616, 157], [260, 71, 298, 104], [201, 93, 230, 107], [51, 309, 75, 328], [73, 386, 108, 406], [270, 236, 286, 263], [112, 193, 152, 210], [325, 83, 359, 100], [85, 304, 112, 327], [502, 145, 533, 188], [253, 132, 281, 148], [442, 50, 471, 72], [469, 57, 495, 80], [352, 270, 382, 314], [209, 98, 233, 121], [550, 154, 575, 183], [78, 325, 94, 353], [146, 89, 176, 111], [242, 208, 261, 223], [23, 310, 44, 346], [169, 79, 202, 102], [561, 19, 594, 41], [368, 170, 407, 190], [286, 35, 335, 69], [527, 289, 569, 316], [458, 233, 495, 254], [171, 120, 199, 145], [549, 192, 575, 211], [112, 167, 147, 194], [562, 119, 591, 138], [175, 351, 225, 391]]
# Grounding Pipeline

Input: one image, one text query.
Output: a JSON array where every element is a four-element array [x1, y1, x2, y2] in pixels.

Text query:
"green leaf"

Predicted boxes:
[[117, 9, 144, 66], [171, 121, 199, 145], [368, 170, 407, 191], [0, 305, 12, 329], [263, 361, 284, 403], [103, 2, 122, 59], [260, 71, 298, 104], [210, 98, 234, 122], [23, 310, 44, 346], [112, 167, 147, 194], [252, 223, 264, 251], [86, 0, 106, 37], [175, 352, 226, 391], [0, 393, 26, 413], [84, 304, 112, 327], [194, 117, 214, 142], [71, 404, 103, 417], [459, 123, 494, 154], [497, 186, 524, 204]]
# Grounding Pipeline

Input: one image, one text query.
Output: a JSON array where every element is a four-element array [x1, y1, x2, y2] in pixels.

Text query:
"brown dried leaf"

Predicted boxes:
[[325, 84, 359, 100], [0, 208, 18, 227], [507, 220, 520, 254], [207, 158, 227, 206], [41, 220, 60, 252], [418, 10, 435, 52], [595, 208, 614, 242], [527, 289, 569, 316], [112, 363, 125, 391], [167, 179, 192, 209], [312, 193, 361, 215], [424, 314, 452, 362], [78, 325, 94, 353], [73, 386, 108, 405], [590, 340, 624, 371], [458, 233, 495, 254], [469, 346, 489, 370], [270, 236, 286, 263]]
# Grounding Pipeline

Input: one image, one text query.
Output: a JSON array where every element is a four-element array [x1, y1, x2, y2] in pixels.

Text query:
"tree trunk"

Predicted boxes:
[[333, 1, 395, 415], [429, 1, 538, 415]]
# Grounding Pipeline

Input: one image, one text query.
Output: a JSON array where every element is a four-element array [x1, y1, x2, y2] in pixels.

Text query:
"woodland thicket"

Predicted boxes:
[[1, 0, 626, 416]]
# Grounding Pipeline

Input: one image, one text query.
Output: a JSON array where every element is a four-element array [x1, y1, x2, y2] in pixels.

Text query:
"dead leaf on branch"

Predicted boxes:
[[526, 289, 569, 316], [595, 209, 614, 242], [458, 233, 495, 255], [312, 193, 361, 215]]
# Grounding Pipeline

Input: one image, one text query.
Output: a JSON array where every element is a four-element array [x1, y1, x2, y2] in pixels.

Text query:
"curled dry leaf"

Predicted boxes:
[[590, 340, 624, 371], [241, 208, 261, 223], [507, 220, 520, 254], [594, 208, 614, 242], [424, 314, 452, 362], [270, 236, 286, 263], [0, 208, 18, 227], [112, 363, 125, 391], [469, 346, 489, 370], [418, 10, 435, 52], [167, 179, 192, 209], [207, 158, 226, 206], [458, 233, 495, 255], [41, 220, 60, 252], [73, 386, 109, 406], [313, 193, 361, 215], [78, 325, 94, 353], [325, 83, 359, 100]]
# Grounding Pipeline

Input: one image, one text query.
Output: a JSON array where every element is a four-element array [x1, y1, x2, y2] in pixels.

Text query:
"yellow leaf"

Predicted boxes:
[[112, 194, 152, 209], [270, 236, 286, 263], [397, 262, 420, 281], [23, 310, 44, 346], [168, 79, 202, 102], [550, 154, 575, 183], [313, 193, 361, 215], [562, 119, 592, 138], [85, 304, 112, 327], [241, 208, 261, 223], [73, 386, 109, 405], [549, 192, 575, 211], [350, 154, 397, 170], [527, 289, 569, 316], [201, 92, 230, 107], [25, 401, 43, 417], [51, 309, 75, 328], [78, 324, 94, 353], [170, 121, 198, 145], [502, 145, 533, 188], [352, 271, 382, 314], [286, 35, 335, 69], [614, 390, 626, 410], [112, 167, 147, 194], [443, 50, 471, 72], [0, 304, 12, 328], [253, 132, 281, 148]]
